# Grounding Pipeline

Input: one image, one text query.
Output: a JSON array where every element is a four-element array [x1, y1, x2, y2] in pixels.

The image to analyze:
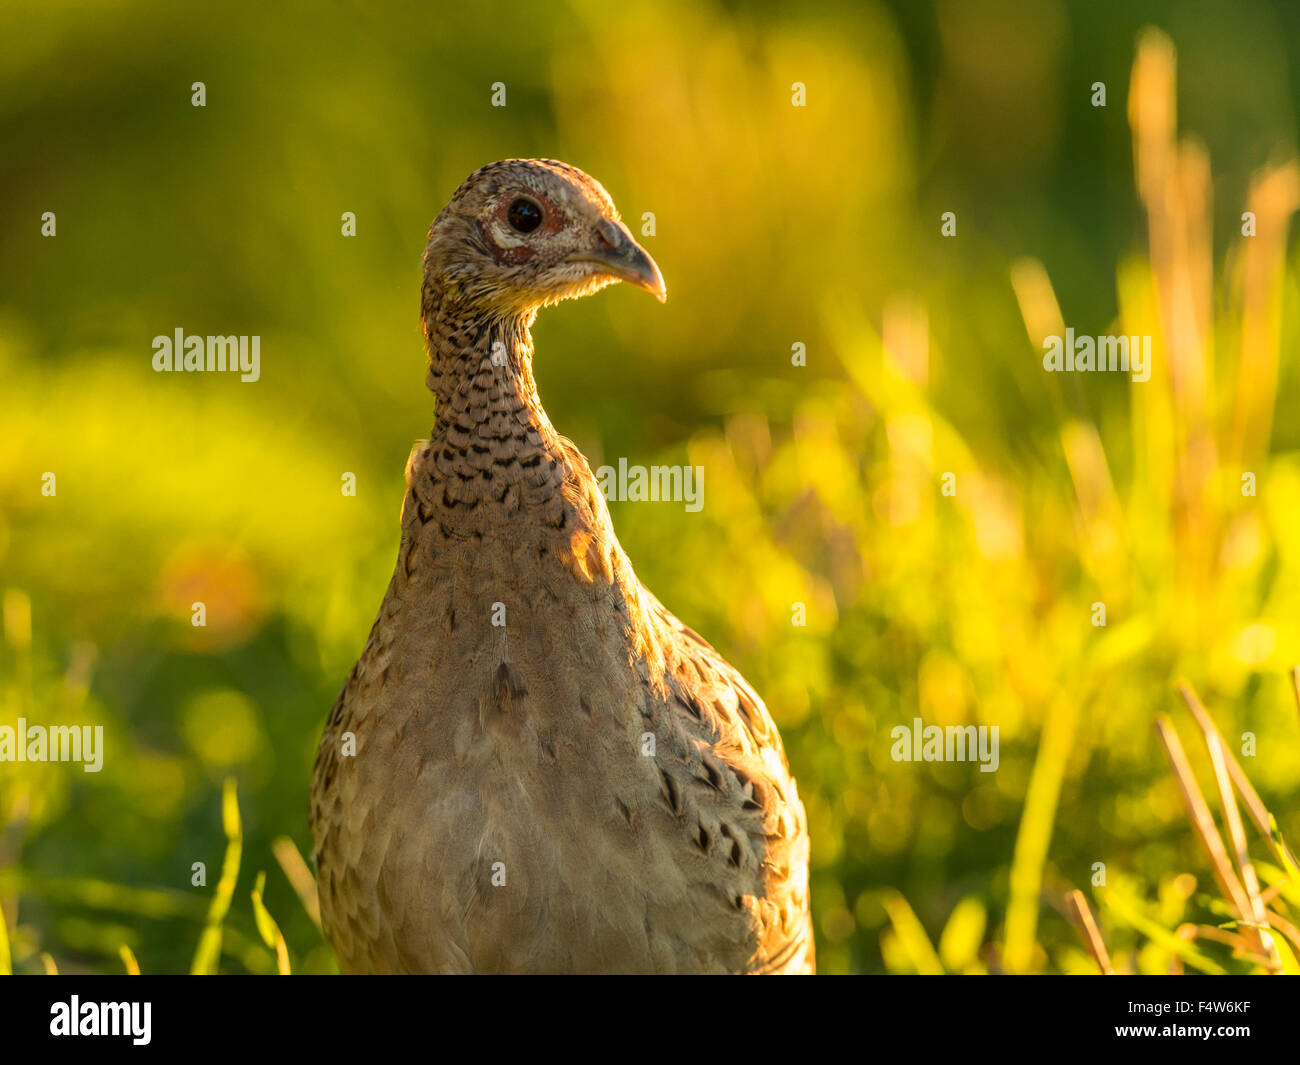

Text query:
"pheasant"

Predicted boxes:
[[310, 159, 813, 974]]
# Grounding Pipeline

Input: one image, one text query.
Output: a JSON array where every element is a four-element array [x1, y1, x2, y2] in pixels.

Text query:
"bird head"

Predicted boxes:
[[423, 158, 666, 317]]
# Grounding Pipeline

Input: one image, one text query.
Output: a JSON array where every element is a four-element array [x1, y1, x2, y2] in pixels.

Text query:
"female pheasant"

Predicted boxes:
[[310, 159, 813, 974]]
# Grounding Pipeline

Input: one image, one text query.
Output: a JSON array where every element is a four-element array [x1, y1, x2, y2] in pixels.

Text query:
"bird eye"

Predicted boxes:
[[507, 198, 543, 234]]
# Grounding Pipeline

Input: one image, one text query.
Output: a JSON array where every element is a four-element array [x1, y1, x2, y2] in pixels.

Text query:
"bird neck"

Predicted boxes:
[[409, 280, 664, 674], [409, 284, 577, 533], [422, 290, 554, 445]]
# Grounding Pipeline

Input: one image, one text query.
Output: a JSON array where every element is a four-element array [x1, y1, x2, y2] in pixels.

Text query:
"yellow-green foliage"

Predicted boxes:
[[1, 4, 1298, 973]]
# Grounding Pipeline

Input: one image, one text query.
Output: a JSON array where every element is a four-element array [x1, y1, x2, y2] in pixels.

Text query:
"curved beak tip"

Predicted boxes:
[[570, 225, 667, 304], [624, 256, 667, 303]]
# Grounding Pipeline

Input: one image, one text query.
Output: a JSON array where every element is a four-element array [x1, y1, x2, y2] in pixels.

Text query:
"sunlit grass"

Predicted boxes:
[[1, 11, 1298, 973], [1059, 677, 1300, 975]]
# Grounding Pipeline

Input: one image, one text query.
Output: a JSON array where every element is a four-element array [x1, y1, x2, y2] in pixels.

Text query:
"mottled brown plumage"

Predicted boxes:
[[310, 159, 813, 973]]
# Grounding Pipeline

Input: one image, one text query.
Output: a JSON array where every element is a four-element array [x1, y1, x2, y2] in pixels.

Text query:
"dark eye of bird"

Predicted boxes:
[[507, 198, 543, 234]]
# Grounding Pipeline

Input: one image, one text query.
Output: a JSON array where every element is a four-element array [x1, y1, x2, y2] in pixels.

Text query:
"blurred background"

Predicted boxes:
[[3, 0, 1300, 974]]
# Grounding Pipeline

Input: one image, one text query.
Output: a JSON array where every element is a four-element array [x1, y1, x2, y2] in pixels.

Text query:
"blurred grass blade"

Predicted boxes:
[[1180, 683, 1300, 870], [1229, 164, 1300, 466], [937, 896, 986, 973], [1101, 889, 1226, 974], [1180, 685, 1279, 967], [272, 835, 322, 931], [190, 778, 243, 975], [1268, 817, 1300, 893], [0, 871, 208, 921], [250, 871, 291, 975], [1265, 910, 1300, 969], [1194, 923, 1265, 960], [3, 589, 33, 719], [1066, 889, 1114, 975], [881, 890, 944, 975], [1005, 693, 1079, 973], [1154, 716, 1252, 921]]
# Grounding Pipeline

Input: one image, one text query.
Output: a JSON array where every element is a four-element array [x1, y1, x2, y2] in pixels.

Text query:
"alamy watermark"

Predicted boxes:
[[152, 328, 260, 382], [0, 719, 103, 772], [1042, 329, 1151, 383], [596, 459, 703, 512], [891, 717, 999, 772], [50, 997, 150, 1045]]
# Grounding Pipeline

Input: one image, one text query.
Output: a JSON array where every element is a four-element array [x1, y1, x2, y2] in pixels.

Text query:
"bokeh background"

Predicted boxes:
[[3, 0, 1300, 974]]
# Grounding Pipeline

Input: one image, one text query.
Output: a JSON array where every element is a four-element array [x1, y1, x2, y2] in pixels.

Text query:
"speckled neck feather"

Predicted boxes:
[[410, 280, 573, 539]]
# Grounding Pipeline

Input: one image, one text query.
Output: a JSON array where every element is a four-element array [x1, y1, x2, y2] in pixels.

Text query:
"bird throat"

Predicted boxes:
[[408, 290, 573, 535]]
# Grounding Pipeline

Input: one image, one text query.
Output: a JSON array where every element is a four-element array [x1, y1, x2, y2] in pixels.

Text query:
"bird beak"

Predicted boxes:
[[567, 219, 667, 302]]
